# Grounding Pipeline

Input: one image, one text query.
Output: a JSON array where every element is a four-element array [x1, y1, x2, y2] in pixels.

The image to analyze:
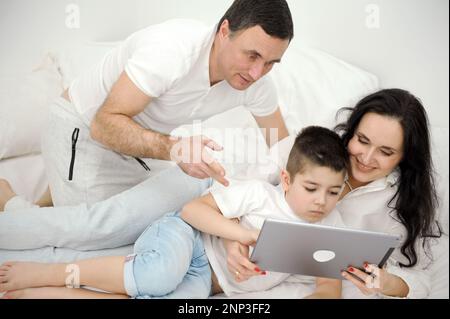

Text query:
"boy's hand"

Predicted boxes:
[[239, 229, 260, 247]]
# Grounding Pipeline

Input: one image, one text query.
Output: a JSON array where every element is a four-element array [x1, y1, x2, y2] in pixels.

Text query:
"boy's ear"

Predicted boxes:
[[280, 169, 291, 192]]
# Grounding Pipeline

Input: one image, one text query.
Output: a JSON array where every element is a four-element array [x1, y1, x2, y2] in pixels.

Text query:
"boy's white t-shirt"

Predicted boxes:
[[204, 179, 344, 296], [69, 19, 279, 134]]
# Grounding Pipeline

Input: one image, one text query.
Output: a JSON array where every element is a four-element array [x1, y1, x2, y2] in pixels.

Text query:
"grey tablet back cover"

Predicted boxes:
[[250, 218, 401, 279]]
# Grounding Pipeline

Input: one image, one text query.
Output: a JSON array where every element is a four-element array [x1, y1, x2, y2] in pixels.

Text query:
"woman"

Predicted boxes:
[[224, 88, 442, 298]]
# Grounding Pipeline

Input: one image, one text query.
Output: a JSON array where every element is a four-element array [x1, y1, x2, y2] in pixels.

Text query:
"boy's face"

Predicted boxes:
[[281, 165, 345, 223]]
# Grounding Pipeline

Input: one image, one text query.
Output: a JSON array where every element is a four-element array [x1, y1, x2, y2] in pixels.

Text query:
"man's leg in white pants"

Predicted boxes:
[[40, 97, 159, 207]]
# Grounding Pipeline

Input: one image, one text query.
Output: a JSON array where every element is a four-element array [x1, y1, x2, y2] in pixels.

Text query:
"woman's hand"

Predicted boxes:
[[222, 238, 265, 283], [341, 263, 409, 297]]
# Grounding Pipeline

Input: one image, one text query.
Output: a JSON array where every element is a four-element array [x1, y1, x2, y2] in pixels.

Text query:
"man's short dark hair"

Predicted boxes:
[[286, 126, 349, 178], [217, 0, 294, 41]]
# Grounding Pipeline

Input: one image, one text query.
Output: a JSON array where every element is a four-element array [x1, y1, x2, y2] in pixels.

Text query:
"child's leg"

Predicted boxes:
[[125, 213, 203, 298], [0, 256, 127, 294], [2, 287, 129, 299], [143, 236, 212, 299], [0, 214, 206, 298]]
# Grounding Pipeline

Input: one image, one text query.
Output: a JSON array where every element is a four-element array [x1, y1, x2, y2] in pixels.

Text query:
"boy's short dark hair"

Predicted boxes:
[[286, 126, 349, 179], [217, 0, 294, 41]]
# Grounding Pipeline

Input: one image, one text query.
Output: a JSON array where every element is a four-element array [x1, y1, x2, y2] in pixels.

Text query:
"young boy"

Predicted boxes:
[[0, 126, 349, 299]]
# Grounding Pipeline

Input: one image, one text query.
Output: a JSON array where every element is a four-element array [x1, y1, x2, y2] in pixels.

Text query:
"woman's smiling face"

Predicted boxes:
[[348, 112, 404, 185]]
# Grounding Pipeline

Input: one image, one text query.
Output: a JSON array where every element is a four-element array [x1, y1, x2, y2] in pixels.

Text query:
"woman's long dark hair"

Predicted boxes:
[[335, 89, 442, 268]]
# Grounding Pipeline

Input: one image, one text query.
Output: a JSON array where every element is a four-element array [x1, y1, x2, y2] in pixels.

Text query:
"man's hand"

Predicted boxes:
[[223, 238, 265, 283], [170, 135, 229, 186]]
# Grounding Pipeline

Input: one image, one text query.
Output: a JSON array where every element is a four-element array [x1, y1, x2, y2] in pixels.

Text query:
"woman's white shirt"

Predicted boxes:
[[336, 169, 436, 298]]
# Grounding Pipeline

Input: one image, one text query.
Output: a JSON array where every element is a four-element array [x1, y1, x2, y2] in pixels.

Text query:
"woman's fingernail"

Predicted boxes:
[[261, 271, 267, 275], [255, 267, 261, 272], [364, 262, 369, 269], [348, 267, 354, 272]]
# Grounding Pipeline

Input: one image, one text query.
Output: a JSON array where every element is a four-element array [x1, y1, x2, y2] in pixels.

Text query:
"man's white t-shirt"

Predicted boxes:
[[204, 179, 344, 296], [69, 19, 279, 134]]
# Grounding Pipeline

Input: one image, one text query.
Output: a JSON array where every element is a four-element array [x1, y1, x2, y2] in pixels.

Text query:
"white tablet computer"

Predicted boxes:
[[250, 218, 401, 279]]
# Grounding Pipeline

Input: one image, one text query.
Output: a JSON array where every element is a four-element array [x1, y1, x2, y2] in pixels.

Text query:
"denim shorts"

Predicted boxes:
[[123, 212, 212, 299]]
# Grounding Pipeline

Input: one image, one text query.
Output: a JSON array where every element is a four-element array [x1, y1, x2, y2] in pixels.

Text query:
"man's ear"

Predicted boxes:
[[219, 19, 231, 39], [280, 169, 291, 192]]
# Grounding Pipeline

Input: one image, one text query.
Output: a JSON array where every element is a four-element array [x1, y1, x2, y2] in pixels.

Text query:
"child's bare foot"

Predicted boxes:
[[0, 261, 66, 292], [0, 179, 17, 212]]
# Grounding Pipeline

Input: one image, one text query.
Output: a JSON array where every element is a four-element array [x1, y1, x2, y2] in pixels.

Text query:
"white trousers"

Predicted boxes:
[[40, 97, 172, 206]]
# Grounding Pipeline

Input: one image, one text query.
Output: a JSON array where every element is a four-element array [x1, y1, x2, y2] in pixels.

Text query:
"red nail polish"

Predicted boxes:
[[348, 267, 354, 272], [261, 271, 267, 275], [364, 262, 369, 269], [255, 267, 261, 272]]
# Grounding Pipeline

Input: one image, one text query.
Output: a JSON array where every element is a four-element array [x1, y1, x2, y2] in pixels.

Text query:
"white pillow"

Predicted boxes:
[[270, 46, 379, 134], [0, 55, 64, 160], [0, 42, 120, 160], [429, 235, 449, 299], [171, 106, 269, 179], [50, 41, 121, 89]]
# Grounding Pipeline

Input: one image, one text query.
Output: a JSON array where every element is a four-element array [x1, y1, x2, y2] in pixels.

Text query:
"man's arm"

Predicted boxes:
[[253, 107, 289, 147], [90, 72, 228, 185], [304, 277, 342, 299], [90, 71, 175, 160], [181, 193, 258, 246]]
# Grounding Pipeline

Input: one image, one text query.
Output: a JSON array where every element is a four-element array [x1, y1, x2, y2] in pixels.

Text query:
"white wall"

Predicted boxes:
[[136, 0, 233, 27], [289, 0, 449, 128], [0, 0, 143, 74], [1, 0, 447, 126]]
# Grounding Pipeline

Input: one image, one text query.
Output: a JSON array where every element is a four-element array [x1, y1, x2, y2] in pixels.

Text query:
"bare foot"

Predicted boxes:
[[35, 186, 53, 207], [0, 261, 66, 292], [0, 179, 17, 212]]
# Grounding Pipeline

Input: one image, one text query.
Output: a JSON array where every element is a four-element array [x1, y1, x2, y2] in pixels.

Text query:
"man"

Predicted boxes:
[[39, 0, 293, 207], [0, 0, 294, 253]]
